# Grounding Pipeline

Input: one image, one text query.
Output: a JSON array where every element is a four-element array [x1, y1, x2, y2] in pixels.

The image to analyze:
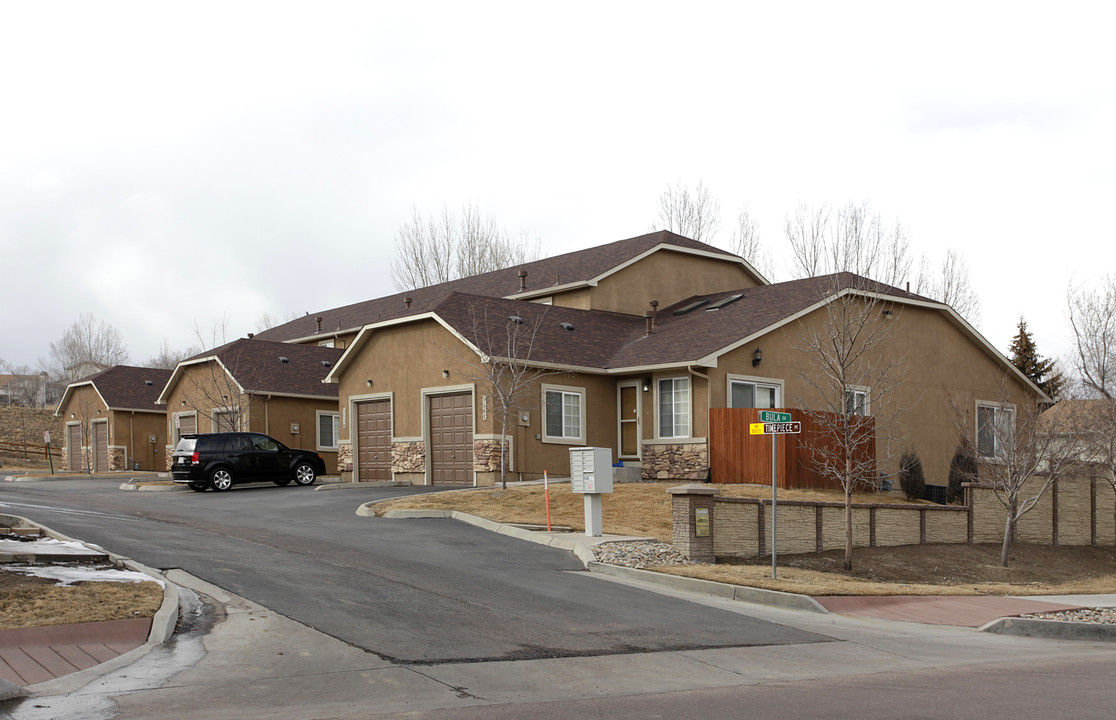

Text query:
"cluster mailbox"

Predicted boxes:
[[569, 447, 614, 494], [569, 447, 614, 537]]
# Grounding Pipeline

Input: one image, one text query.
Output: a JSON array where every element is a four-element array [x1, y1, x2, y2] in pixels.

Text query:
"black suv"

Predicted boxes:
[[171, 433, 325, 492]]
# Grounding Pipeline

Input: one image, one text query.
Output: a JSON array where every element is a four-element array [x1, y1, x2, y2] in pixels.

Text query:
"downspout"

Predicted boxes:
[[265, 395, 271, 435], [129, 411, 135, 471]]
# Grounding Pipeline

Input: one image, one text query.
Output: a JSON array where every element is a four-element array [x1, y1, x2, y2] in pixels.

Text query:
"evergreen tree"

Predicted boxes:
[[1008, 317, 1064, 400]]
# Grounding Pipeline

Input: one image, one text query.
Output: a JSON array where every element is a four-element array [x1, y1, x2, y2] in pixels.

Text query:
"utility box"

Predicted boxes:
[[569, 447, 614, 494], [570, 447, 614, 537]]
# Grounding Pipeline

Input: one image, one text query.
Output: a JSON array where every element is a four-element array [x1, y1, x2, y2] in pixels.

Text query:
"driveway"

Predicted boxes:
[[0, 478, 826, 664]]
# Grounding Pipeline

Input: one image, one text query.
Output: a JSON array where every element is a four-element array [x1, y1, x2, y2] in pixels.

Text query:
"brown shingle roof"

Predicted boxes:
[[81, 366, 173, 411], [429, 273, 931, 372], [180, 339, 343, 398], [254, 231, 746, 344]]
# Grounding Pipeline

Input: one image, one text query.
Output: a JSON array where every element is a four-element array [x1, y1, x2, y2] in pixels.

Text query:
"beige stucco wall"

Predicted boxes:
[[551, 250, 760, 316], [706, 300, 1037, 485], [337, 319, 638, 482], [110, 410, 168, 471], [58, 385, 106, 472]]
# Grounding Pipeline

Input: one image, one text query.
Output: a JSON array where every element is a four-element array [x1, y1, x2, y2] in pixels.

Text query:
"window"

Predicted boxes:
[[319, 339, 334, 348], [658, 377, 690, 438], [845, 389, 869, 416], [977, 404, 1013, 459], [730, 380, 779, 409], [544, 387, 583, 442], [318, 412, 340, 450]]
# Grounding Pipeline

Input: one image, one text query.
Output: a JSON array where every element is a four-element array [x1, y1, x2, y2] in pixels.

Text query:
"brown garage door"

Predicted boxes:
[[429, 392, 473, 485], [177, 414, 197, 442], [92, 422, 109, 473], [67, 424, 83, 472], [356, 399, 392, 482]]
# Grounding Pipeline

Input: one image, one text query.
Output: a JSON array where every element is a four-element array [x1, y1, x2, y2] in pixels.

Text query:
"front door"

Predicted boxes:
[[618, 381, 641, 461]]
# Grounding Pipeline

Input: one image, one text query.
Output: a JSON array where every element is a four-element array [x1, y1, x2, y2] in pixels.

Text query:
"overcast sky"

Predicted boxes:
[[2, 2, 1112, 373]]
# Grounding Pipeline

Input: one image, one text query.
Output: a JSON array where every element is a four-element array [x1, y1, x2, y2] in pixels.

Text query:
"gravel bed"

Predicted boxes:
[[1020, 607, 1116, 624], [592, 540, 690, 568]]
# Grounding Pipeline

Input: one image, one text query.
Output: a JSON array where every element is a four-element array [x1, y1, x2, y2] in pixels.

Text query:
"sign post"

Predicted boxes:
[[751, 412, 800, 579]]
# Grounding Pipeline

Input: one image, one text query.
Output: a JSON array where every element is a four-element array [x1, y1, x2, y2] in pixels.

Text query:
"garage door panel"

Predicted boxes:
[[357, 399, 392, 482], [429, 392, 472, 485], [92, 423, 108, 473]]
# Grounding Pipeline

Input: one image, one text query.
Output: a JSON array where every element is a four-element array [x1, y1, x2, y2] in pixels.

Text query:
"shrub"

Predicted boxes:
[[899, 449, 926, 501], [947, 440, 979, 504]]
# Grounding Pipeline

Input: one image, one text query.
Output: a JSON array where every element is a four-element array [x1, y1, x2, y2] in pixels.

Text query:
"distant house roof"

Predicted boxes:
[[254, 230, 762, 345], [158, 339, 344, 404], [55, 365, 173, 416], [326, 271, 1043, 399]]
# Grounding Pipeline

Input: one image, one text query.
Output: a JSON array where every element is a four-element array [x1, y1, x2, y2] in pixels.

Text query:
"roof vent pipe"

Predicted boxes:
[[518, 270, 528, 292], [316, 316, 322, 332], [650, 299, 659, 329], [247, 333, 254, 339], [279, 356, 289, 363], [404, 297, 412, 309], [644, 311, 654, 336]]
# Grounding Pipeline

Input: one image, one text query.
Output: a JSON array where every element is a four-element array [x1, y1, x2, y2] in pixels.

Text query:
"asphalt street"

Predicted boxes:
[[0, 477, 827, 663]]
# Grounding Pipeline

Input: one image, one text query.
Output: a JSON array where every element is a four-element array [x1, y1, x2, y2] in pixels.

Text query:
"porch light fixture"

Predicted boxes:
[[442, 369, 450, 378], [752, 348, 763, 367], [641, 378, 651, 392], [366, 379, 374, 388]]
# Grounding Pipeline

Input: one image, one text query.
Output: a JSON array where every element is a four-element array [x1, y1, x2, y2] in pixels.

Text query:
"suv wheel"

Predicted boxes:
[[209, 467, 234, 492], [293, 462, 317, 486]]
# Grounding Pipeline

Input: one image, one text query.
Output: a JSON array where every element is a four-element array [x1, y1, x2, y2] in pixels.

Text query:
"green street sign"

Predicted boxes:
[[758, 411, 792, 423]]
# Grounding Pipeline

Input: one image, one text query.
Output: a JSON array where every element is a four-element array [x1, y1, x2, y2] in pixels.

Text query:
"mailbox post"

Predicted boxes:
[[569, 447, 614, 537]]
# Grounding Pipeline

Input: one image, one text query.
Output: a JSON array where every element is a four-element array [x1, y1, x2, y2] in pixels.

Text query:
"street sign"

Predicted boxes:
[[749, 421, 801, 435], [758, 411, 792, 423]]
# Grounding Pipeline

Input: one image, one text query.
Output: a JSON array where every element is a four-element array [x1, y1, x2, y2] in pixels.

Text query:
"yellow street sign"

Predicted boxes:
[[749, 423, 766, 435]]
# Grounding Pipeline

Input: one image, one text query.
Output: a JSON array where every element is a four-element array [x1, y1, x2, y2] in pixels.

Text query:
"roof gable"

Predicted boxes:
[[159, 339, 343, 403], [56, 365, 173, 415]]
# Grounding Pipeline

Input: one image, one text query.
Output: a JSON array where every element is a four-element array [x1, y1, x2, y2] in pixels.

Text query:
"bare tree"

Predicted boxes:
[[952, 379, 1082, 567], [46, 314, 129, 381], [255, 311, 301, 333], [451, 302, 566, 489], [729, 206, 772, 279], [1067, 275, 1116, 399], [144, 340, 199, 370], [915, 250, 982, 324], [655, 180, 721, 243], [792, 276, 909, 570], [784, 202, 911, 287], [390, 204, 542, 291]]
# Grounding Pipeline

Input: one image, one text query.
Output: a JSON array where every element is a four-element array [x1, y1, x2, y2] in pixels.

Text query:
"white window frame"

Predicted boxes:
[[317, 410, 341, 451], [976, 401, 1014, 460], [319, 339, 335, 348], [541, 383, 586, 445], [726, 374, 783, 409], [657, 376, 691, 439], [845, 386, 870, 416]]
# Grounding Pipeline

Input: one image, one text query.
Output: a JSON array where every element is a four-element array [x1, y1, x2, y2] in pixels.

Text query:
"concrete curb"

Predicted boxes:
[[316, 480, 411, 491], [982, 616, 1116, 641], [373, 508, 827, 613], [2, 514, 182, 696]]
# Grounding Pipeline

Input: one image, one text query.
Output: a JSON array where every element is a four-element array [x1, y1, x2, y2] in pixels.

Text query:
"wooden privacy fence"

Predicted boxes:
[[0, 440, 61, 459], [708, 408, 875, 491]]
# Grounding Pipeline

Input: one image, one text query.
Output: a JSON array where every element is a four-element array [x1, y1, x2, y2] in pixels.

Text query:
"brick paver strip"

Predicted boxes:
[[815, 595, 1085, 627], [0, 618, 152, 686]]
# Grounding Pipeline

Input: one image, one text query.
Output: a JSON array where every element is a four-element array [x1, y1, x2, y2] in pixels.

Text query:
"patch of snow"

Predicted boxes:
[[0, 537, 101, 555], [1, 563, 164, 587]]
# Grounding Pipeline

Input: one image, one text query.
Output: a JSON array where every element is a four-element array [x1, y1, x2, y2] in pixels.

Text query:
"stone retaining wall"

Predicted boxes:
[[642, 442, 708, 481]]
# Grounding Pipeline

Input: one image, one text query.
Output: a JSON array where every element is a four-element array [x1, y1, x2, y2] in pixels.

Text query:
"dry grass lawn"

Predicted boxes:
[[0, 571, 164, 629], [374, 482, 1116, 596]]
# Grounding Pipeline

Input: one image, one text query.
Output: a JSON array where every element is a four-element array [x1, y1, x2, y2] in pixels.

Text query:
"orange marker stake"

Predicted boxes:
[[544, 470, 552, 531]]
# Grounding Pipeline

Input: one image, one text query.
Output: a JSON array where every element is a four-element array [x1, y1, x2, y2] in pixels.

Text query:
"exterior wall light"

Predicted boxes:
[[752, 348, 763, 367]]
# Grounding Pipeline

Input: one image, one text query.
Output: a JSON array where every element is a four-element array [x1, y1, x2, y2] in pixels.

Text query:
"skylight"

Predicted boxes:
[[672, 298, 711, 316], [705, 293, 744, 311]]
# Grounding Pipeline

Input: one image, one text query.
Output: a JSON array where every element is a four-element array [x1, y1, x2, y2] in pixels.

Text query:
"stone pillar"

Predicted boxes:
[[669, 484, 719, 563]]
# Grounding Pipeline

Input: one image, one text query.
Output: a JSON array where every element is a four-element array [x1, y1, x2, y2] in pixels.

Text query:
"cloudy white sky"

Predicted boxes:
[[1, 2, 1112, 373]]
